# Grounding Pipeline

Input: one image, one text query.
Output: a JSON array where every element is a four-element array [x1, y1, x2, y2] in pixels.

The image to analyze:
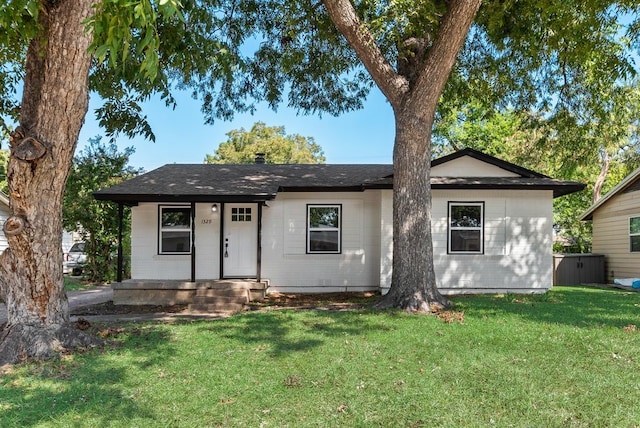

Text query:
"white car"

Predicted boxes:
[[63, 242, 87, 276]]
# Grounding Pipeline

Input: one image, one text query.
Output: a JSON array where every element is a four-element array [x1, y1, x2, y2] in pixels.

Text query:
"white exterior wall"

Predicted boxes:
[[129, 189, 554, 294], [261, 191, 382, 293], [130, 202, 221, 280], [0, 201, 9, 252], [379, 189, 554, 294], [432, 157, 520, 177]]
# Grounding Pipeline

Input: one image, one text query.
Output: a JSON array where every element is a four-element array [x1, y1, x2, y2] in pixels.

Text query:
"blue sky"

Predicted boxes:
[[78, 85, 396, 172]]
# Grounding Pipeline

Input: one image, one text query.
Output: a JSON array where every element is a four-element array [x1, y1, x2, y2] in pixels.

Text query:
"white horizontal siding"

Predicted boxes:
[[0, 202, 9, 252], [431, 157, 520, 177], [129, 189, 554, 295], [380, 189, 554, 294], [262, 192, 381, 293], [130, 203, 221, 280], [434, 190, 553, 293]]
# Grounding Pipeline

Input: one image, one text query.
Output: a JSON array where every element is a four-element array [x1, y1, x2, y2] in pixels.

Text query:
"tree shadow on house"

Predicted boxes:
[[0, 325, 176, 426], [451, 286, 640, 329]]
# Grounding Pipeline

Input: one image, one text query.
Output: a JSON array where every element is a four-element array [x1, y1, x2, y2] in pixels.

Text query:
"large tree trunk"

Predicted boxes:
[[324, 0, 480, 312], [377, 111, 451, 311], [0, 0, 101, 365]]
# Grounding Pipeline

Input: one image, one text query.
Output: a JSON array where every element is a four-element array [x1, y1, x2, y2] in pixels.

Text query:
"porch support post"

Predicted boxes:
[[219, 203, 225, 279], [257, 202, 262, 282], [191, 201, 196, 282], [117, 202, 124, 283]]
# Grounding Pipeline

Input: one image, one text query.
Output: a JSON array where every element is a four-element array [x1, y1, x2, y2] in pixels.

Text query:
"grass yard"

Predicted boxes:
[[2, 286, 640, 427], [64, 276, 94, 291]]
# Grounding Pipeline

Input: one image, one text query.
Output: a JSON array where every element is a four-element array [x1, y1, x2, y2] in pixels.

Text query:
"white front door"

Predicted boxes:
[[223, 203, 257, 277]]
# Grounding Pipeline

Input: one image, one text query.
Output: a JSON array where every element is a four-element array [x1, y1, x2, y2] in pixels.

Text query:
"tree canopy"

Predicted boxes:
[[1, 0, 639, 363], [205, 122, 325, 164]]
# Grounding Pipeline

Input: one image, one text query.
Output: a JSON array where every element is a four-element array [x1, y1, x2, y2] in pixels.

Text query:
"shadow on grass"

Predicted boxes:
[[0, 325, 176, 426], [198, 308, 395, 357], [452, 286, 640, 329]]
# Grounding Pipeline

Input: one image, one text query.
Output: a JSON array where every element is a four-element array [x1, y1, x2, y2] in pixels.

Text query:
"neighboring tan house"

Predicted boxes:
[[95, 148, 583, 305], [581, 166, 640, 282]]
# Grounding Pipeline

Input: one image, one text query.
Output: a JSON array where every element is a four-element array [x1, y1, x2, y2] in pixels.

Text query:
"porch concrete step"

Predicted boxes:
[[192, 295, 246, 305], [198, 280, 265, 290], [188, 302, 244, 313], [195, 287, 250, 302]]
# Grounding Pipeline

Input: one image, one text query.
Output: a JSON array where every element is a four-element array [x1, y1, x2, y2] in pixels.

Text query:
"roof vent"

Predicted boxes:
[[255, 153, 266, 164]]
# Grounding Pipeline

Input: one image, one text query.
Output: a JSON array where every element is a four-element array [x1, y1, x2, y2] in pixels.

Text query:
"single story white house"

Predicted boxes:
[[0, 192, 9, 253], [94, 148, 583, 304], [581, 165, 640, 283]]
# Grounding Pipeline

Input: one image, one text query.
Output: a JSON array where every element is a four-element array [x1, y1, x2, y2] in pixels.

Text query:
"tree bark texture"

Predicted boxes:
[[0, 0, 101, 364], [323, 0, 481, 311]]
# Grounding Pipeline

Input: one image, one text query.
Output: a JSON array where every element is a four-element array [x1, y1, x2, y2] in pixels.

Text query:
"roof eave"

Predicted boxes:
[[93, 192, 276, 204]]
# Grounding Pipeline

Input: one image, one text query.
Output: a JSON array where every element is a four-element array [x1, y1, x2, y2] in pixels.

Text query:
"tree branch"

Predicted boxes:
[[411, 0, 481, 115], [322, 0, 408, 107]]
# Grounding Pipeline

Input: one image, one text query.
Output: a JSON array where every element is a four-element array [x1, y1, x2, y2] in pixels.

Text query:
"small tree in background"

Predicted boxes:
[[205, 122, 325, 164], [63, 137, 141, 283]]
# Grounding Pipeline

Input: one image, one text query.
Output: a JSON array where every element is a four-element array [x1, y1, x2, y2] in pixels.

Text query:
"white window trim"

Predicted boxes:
[[158, 205, 192, 255], [629, 216, 640, 253], [448, 202, 484, 254], [307, 204, 342, 254]]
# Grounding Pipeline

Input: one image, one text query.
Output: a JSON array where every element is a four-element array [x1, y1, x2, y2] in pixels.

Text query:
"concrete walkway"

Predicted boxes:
[[0, 286, 113, 324], [1, 285, 228, 324]]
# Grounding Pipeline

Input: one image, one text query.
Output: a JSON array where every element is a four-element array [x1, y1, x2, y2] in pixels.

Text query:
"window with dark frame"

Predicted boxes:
[[448, 202, 484, 254], [307, 205, 341, 254], [159, 206, 192, 254], [630, 217, 640, 252]]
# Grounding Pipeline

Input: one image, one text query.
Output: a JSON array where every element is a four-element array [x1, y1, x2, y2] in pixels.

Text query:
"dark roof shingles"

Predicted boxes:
[[95, 162, 584, 203]]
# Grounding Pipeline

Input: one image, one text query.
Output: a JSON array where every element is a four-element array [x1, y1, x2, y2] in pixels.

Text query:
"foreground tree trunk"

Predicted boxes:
[[381, 114, 450, 310], [0, 0, 101, 365], [323, 0, 481, 311]]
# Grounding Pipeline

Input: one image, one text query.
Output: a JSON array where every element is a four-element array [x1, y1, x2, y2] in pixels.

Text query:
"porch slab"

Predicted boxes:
[[112, 279, 268, 305]]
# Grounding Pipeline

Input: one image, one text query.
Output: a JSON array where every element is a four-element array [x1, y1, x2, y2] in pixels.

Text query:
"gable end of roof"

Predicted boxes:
[[431, 148, 548, 178]]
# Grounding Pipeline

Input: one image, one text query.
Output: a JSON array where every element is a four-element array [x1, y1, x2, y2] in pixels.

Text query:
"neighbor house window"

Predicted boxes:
[[307, 205, 341, 253], [159, 206, 192, 254], [630, 217, 640, 252], [448, 202, 484, 254]]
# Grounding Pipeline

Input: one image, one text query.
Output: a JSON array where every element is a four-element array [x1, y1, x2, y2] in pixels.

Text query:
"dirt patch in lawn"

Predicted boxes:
[[247, 291, 381, 311], [71, 302, 189, 316], [70, 292, 381, 317]]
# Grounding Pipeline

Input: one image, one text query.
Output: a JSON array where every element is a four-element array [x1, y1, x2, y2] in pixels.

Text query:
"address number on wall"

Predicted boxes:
[[201, 219, 212, 225]]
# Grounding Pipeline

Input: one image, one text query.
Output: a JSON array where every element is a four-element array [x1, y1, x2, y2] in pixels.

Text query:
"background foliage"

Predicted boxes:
[[63, 137, 142, 282], [205, 121, 326, 164]]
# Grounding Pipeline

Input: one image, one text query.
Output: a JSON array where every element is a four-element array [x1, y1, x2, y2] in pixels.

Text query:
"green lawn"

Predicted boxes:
[[64, 276, 94, 291], [2, 286, 640, 427]]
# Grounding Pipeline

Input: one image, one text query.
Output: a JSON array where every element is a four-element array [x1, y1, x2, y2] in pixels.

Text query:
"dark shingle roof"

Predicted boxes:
[[94, 164, 394, 204], [94, 150, 585, 204]]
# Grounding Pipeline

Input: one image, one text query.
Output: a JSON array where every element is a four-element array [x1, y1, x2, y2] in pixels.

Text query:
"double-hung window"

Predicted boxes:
[[630, 217, 640, 252], [307, 204, 341, 254], [159, 206, 192, 254], [448, 202, 484, 254]]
